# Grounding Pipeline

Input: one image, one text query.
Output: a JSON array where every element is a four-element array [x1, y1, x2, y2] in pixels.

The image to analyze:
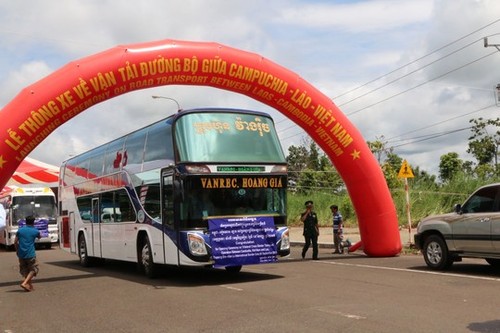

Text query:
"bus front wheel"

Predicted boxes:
[[139, 235, 157, 278]]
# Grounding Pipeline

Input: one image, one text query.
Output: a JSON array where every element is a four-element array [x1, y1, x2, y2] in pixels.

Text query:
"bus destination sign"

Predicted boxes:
[[217, 166, 265, 172]]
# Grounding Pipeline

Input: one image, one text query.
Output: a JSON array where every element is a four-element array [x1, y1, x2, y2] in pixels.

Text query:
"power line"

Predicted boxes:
[[280, 103, 497, 149], [390, 127, 471, 148], [346, 50, 498, 116], [278, 26, 500, 144], [278, 122, 301, 135], [337, 37, 489, 108], [386, 103, 496, 142], [332, 19, 500, 100]]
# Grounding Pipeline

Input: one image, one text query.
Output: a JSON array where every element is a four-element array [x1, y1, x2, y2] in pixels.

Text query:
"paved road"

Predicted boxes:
[[2, 245, 500, 332]]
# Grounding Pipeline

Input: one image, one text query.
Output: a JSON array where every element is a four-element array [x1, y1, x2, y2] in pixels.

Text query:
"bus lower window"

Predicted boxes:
[[76, 189, 136, 223]]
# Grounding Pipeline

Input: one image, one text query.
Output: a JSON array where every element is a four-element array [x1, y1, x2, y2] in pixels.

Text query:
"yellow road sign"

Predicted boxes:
[[398, 160, 414, 178]]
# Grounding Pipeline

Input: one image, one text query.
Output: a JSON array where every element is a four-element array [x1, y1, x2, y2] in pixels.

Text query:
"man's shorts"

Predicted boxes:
[[19, 257, 39, 277]]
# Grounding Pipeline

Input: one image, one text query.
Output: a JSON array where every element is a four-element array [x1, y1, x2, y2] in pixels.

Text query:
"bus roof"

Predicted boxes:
[[62, 108, 274, 164]]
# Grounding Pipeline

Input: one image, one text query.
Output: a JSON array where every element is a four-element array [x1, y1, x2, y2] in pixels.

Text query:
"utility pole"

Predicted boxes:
[[484, 38, 500, 105], [484, 37, 500, 52], [496, 84, 500, 106]]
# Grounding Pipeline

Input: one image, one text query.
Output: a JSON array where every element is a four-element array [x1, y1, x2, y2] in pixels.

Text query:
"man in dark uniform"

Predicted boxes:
[[301, 200, 319, 260]]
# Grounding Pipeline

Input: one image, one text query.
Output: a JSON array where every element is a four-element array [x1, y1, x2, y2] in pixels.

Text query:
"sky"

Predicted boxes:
[[1, 0, 500, 177]]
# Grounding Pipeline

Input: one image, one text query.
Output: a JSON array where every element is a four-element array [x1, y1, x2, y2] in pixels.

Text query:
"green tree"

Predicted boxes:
[[367, 135, 392, 164], [381, 162, 400, 189], [474, 163, 496, 180], [381, 152, 403, 189], [462, 161, 474, 174], [316, 165, 345, 194], [412, 166, 437, 189], [286, 140, 344, 194], [297, 168, 317, 193], [439, 152, 463, 183], [385, 152, 403, 173], [467, 117, 500, 172], [307, 141, 321, 170], [319, 155, 331, 170], [367, 137, 404, 189], [286, 145, 308, 182]]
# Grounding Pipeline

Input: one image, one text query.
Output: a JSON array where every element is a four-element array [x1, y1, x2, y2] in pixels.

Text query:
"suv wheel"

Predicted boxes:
[[423, 234, 453, 270]]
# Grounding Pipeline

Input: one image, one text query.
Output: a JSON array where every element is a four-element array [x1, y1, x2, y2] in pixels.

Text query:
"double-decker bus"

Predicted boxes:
[[0, 186, 59, 249], [58, 108, 290, 277]]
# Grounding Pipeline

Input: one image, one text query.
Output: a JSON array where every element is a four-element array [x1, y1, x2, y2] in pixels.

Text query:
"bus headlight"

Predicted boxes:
[[187, 232, 208, 256], [280, 229, 290, 251]]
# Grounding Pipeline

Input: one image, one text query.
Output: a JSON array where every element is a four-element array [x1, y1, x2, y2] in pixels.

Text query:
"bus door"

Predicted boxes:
[[69, 211, 77, 254], [161, 170, 177, 265], [2, 203, 15, 247], [91, 197, 102, 258]]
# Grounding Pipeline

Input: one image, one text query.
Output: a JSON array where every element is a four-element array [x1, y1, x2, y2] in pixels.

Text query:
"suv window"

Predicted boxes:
[[461, 186, 499, 213]]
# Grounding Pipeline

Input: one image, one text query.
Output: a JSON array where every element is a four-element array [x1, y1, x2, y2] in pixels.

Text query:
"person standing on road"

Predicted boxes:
[[301, 200, 319, 260], [15, 215, 41, 292], [330, 205, 343, 254]]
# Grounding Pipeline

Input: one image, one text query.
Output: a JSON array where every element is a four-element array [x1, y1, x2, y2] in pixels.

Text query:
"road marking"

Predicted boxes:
[[219, 285, 243, 291], [316, 260, 500, 282], [317, 308, 366, 320]]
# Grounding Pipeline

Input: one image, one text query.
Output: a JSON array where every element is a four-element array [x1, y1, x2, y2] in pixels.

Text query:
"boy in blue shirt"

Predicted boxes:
[[15, 215, 41, 292], [330, 205, 343, 254]]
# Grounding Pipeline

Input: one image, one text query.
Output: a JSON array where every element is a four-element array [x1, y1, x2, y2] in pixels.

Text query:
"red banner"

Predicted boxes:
[[0, 39, 401, 256]]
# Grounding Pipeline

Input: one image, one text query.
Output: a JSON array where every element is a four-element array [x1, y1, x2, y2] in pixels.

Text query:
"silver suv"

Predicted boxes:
[[414, 183, 500, 270]]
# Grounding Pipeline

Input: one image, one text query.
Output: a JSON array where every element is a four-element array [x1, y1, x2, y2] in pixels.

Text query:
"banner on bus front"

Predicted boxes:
[[208, 216, 277, 267]]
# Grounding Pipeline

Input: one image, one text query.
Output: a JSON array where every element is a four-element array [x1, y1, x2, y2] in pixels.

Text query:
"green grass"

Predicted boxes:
[[286, 175, 500, 228], [287, 191, 355, 227]]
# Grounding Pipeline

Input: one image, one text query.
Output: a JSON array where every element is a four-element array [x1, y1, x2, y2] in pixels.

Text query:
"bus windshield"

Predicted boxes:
[[175, 112, 286, 163], [11, 196, 57, 224]]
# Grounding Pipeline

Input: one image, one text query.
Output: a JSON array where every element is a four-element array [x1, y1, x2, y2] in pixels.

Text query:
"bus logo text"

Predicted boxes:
[[200, 177, 283, 189]]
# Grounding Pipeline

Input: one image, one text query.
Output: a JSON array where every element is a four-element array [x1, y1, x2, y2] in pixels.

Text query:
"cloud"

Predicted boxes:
[[277, 0, 433, 33], [0, 61, 54, 108]]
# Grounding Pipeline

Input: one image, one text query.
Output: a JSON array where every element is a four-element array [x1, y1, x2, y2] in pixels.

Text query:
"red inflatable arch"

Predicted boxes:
[[0, 39, 401, 256]]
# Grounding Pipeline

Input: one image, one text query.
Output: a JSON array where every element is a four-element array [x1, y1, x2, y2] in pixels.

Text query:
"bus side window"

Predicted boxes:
[[77, 197, 92, 223], [100, 192, 112, 223], [117, 189, 136, 222]]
